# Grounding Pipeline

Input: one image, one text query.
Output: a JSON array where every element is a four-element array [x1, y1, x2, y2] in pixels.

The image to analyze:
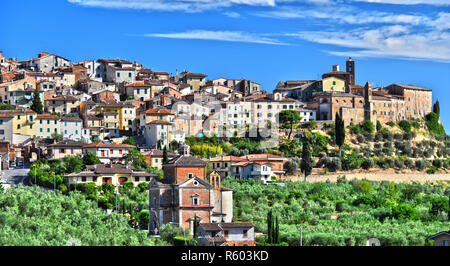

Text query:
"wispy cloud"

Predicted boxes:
[[290, 25, 450, 62], [139, 30, 289, 45], [351, 0, 450, 6], [68, 0, 450, 12], [254, 5, 430, 26], [68, 0, 277, 12], [224, 11, 241, 18]]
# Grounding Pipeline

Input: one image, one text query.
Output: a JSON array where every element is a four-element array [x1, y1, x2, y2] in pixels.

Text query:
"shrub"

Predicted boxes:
[[364, 133, 374, 142], [329, 158, 342, 172], [376, 120, 382, 131], [349, 124, 362, 135], [373, 149, 383, 157], [385, 158, 395, 168], [411, 121, 420, 129], [432, 159, 442, 168], [402, 132, 414, 141], [356, 134, 365, 143], [398, 120, 412, 132], [382, 147, 394, 156], [394, 133, 403, 140], [415, 160, 427, 171], [284, 161, 298, 175], [426, 166, 437, 174], [404, 158, 413, 169], [361, 158, 375, 170], [394, 158, 404, 169], [382, 131, 393, 141], [361, 120, 375, 134], [386, 121, 395, 127], [425, 112, 445, 136], [375, 132, 383, 141]]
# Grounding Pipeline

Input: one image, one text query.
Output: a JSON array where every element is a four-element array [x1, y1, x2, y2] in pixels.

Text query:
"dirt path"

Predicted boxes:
[[288, 172, 450, 183]]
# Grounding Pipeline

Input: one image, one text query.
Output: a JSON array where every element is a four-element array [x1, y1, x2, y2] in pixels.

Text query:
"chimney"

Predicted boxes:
[[333, 64, 340, 72]]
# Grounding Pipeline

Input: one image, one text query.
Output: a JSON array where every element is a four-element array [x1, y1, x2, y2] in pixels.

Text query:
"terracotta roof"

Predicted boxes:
[[0, 110, 36, 115], [125, 82, 151, 88], [240, 154, 286, 160], [148, 120, 172, 125], [76, 164, 158, 176], [388, 84, 432, 91], [48, 140, 85, 148], [45, 95, 78, 101], [82, 142, 135, 149], [182, 71, 207, 78], [142, 149, 177, 158], [208, 155, 247, 162], [200, 222, 254, 231], [98, 59, 132, 64], [142, 109, 174, 115], [165, 155, 208, 167], [36, 114, 60, 120]]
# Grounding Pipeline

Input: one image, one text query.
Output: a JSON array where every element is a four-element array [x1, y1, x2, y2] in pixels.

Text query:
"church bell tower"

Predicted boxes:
[[346, 57, 355, 86]]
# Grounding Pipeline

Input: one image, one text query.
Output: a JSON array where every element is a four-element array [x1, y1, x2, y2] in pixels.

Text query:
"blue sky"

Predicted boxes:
[[1, 0, 449, 131]]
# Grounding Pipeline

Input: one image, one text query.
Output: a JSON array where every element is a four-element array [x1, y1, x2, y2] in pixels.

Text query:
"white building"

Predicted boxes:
[[144, 120, 171, 149], [82, 142, 135, 164], [60, 116, 83, 141]]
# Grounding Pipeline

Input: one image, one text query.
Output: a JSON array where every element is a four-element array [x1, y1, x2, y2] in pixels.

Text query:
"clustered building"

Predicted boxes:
[[0, 50, 433, 244]]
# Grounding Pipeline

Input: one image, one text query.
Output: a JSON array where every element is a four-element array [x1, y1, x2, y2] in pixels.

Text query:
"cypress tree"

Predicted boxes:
[[300, 135, 313, 182], [433, 100, 440, 116], [193, 214, 199, 245], [163, 146, 168, 164], [275, 215, 280, 244], [30, 88, 43, 114], [267, 209, 273, 244], [335, 112, 345, 156]]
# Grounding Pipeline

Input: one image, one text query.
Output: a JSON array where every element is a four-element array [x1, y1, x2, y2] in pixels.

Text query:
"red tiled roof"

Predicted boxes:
[[148, 120, 172, 125], [82, 142, 135, 149], [125, 82, 151, 88], [142, 109, 174, 115], [36, 114, 60, 120], [208, 155, 247, 162]]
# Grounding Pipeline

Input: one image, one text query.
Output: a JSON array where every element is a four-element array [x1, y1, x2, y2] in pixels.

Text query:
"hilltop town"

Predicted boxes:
[[0, 50, 448, 247]]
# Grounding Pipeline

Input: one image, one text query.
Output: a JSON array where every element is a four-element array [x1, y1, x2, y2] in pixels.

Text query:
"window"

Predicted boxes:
[[188, 173, 193, 179], [0, 130, 3, 135], [243, 229, 248, 237], [81, 177, 86, 182], [18, 115, 21, 120], [128, 73, 132, 78], [444, 240, 449, 246], [47, 128, 50, 133], [110, 149, 113, 154], [17, 124, 20, 129], [119, 149, 122, 155], [40, 128, 43, 132], [117, 73, 120, 77], [192, 196, 199, 206], [224, 231, 229, 238]]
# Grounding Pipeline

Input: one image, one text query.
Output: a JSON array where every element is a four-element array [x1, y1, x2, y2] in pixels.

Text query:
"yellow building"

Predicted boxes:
[[322, 77, 346, 93], [96, 102, 136, 131], [6, 110, 38, 137]]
